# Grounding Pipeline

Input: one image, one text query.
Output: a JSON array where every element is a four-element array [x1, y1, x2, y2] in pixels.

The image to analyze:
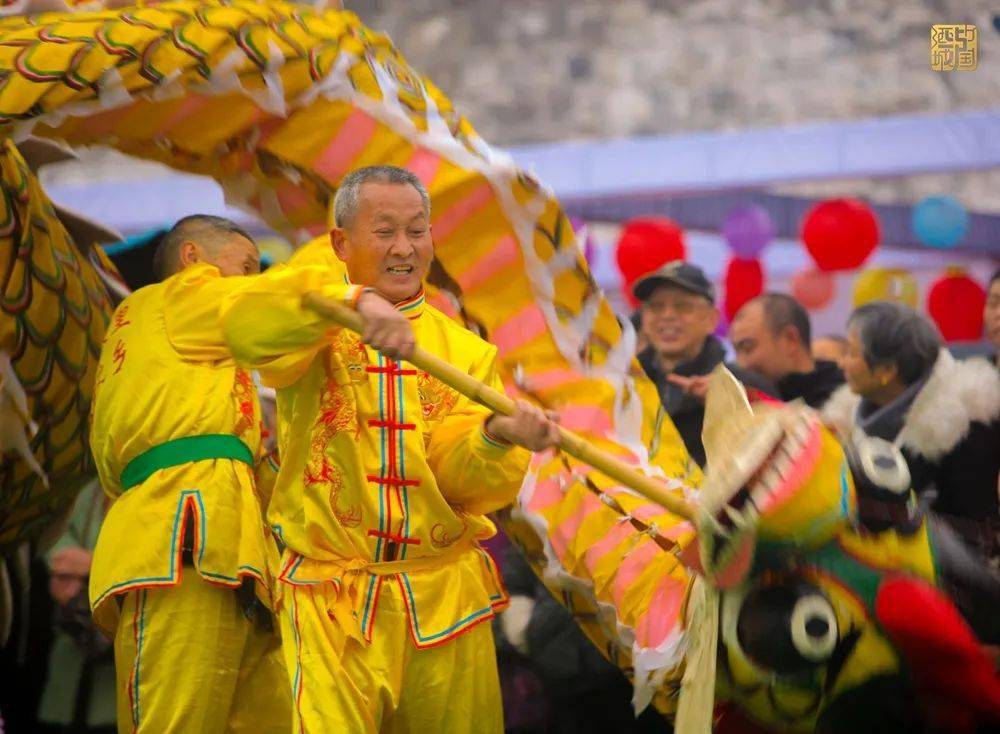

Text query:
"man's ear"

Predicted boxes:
[[177, 240, 200, 269], [873, 362, 899, 386], [330, 227, 348, 262], [707, 305, 721, 333]]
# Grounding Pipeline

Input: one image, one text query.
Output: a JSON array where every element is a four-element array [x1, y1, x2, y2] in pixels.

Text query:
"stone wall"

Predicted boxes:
[[353, 0, 997, 143], [350, 0, 1000, 211], [38, 1, 1000, 214]]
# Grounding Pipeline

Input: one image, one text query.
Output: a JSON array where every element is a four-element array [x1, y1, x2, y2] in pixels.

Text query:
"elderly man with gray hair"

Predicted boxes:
[[221, 165, 560, 733]]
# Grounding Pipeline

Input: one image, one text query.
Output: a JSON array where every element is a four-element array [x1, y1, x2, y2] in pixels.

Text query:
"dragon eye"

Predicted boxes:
[[790, 594, 838, 662], [735, 582, 840, 675], [852, 435, 911, 496]]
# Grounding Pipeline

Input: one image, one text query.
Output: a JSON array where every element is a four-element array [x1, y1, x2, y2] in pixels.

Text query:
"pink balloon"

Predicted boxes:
[[791, 268, 835, 310]]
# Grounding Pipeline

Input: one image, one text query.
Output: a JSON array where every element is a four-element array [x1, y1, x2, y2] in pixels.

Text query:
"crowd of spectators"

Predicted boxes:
[[492, 264, 1000, 733]]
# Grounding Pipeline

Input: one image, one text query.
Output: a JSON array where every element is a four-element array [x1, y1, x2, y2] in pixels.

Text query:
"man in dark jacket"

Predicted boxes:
[[730, 293, 845, 408], [634, 261, 776, 467]]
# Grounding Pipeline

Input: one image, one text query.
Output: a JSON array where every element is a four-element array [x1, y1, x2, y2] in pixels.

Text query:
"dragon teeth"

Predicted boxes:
[[774, 454, 792, 475], [762, 466, 781, 489], [724, 505, 745, 526]]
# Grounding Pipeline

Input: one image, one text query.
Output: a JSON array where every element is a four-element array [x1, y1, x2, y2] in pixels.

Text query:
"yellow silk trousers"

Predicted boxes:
[[113, 570, 290, 733], [281, 576, 503, 734]]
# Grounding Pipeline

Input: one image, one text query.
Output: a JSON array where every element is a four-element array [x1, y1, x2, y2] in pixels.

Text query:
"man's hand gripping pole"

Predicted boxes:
[[302, 291, 695, 522]]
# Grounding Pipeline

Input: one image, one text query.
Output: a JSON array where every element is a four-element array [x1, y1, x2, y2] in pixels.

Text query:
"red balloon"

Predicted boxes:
[[616, 217, 686, 306], [723, 258, 765, 321], [790, 268, 836, 310], [927, 271, 986, 342], [801, 198, 879, 272]]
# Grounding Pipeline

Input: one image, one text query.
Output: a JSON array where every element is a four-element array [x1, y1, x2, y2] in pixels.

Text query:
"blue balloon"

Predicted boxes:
[[912, 195, 969, 249]]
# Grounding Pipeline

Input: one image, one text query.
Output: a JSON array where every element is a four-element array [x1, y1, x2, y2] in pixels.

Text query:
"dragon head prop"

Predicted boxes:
[[677, 368, 1000, 733]]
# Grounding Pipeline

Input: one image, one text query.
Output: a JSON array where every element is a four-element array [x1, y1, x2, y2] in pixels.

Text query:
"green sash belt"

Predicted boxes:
[[120, 434, 254, 490]]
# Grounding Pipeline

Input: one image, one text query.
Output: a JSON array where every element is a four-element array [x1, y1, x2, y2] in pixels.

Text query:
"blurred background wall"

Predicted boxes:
[[36, 0, 1000, 343]]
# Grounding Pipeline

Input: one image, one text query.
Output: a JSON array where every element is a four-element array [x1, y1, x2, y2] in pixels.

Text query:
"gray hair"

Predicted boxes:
[[153, 214, 255, 281], [333, 165, 430, 229], [848, 301, 942, 386]]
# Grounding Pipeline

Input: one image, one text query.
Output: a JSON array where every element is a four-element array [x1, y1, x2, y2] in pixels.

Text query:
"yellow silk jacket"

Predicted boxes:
[[220, 264, 530, 648], [88, 264, 274, 632]]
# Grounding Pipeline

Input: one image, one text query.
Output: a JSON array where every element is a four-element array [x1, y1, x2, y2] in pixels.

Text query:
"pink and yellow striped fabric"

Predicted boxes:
[[0, 0, 700, 712]]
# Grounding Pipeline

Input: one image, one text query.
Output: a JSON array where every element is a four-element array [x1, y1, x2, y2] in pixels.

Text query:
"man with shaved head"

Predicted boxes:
[[731, 293, 845, 409], [151, 214, 260, 280], [89, 215, 289, 732]]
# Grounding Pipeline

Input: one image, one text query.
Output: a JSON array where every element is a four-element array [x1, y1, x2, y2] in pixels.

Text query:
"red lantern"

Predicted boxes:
[[790, 268, 835, 310], [927, 269, 986, 342], [801, 198, 879, 272], [723, 258, 765, 321], [616, 217, 686, 306]]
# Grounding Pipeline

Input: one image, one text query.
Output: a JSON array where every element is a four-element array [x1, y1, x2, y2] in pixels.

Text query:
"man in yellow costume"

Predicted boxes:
[[221, 166, 560, 734], [88, 215, 290, 733]]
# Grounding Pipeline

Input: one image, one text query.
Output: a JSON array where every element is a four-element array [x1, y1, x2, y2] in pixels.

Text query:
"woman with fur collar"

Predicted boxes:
[[823, 301, 1000, 551]]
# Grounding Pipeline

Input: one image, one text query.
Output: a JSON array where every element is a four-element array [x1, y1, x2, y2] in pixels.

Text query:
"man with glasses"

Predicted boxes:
[[634, 261, 776, 467]]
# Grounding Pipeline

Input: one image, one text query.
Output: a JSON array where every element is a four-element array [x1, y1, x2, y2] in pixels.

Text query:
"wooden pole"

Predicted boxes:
[[302, 292, 695, 521]]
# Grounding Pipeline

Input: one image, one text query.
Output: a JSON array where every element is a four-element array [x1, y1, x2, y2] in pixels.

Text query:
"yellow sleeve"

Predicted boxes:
[[163, 264, 254, 361], [426, 343, 530, 515], [219, 264, 364, 388]]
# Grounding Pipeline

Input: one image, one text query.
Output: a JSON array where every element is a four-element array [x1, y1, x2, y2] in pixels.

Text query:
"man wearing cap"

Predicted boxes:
[[633, 261, 776, 467]]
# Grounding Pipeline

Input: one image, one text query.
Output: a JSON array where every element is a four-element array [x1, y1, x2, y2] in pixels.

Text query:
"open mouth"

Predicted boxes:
[[741, 412, 816, 520], [697, 410, 818, 584], [386, 264, 414, 276], [654, 325, 681, 341]]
